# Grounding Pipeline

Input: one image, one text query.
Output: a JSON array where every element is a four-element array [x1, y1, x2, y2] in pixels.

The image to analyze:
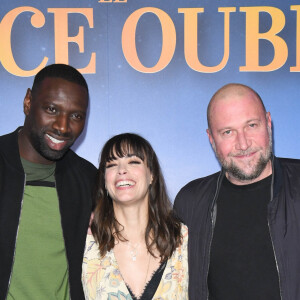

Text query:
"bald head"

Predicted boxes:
[[207, 83, 266, 130], [206, 83, 272, 185]]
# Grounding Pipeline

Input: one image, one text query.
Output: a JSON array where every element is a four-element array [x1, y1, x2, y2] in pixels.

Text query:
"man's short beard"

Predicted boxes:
[[29, 129, 72, 161], [212, 126, 272, 182], [222, 153, 271, 181]]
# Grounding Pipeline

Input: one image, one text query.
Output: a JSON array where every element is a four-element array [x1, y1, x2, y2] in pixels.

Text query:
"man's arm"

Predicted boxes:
[[174, 185, 194, 226]]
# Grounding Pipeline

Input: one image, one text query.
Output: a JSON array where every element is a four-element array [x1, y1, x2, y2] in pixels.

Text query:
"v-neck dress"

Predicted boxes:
[[82, 224, 188, 300]]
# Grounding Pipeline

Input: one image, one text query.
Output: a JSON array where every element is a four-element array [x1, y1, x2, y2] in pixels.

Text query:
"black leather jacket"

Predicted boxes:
[[0, 128, 97, 300], [174, 156, 300, 300]]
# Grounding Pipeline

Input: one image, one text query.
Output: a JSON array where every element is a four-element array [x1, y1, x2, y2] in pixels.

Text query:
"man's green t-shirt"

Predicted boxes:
[[7, 158, 70, 299]]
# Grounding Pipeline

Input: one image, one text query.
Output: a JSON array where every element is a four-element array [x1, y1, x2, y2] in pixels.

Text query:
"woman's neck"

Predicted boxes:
[[113, 201, 148, 243]]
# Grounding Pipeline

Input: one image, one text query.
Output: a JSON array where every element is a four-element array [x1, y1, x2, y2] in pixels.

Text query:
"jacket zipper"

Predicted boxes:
[[267, 221, 282, 300], [267, 161, 283, 300], [55, 176, 72, 300], [206, 172, 223, 300], [5, 175, 26, 300]]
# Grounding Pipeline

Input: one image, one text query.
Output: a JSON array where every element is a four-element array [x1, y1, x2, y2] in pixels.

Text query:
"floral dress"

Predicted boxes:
[[82, 224, 189, 300]]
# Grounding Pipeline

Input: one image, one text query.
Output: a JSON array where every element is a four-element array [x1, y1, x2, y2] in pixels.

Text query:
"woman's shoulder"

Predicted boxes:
[[180, 223, 188, 245], [85, 232, 97, 246], [170, 222, 188, 258], [181, 223, 188, 236], [83, 233, 99, 260]]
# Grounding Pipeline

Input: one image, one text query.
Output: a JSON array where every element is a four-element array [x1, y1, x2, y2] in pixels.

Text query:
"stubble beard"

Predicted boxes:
[[29, 128, 74, 161], [212, 127, 273, 182]]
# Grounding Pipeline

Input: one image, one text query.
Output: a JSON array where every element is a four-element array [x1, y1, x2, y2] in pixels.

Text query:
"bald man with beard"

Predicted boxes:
[[174, 83, 300, 300]]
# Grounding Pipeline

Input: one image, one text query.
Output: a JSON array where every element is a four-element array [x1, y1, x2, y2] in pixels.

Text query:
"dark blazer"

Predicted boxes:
[[174, 156, 300, 300], [0, 128, 97, 300]]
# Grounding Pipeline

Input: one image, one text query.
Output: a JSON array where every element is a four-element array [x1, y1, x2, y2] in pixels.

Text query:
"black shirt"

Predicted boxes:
[[208, 175, 281, 300], [127, 261, 167, 300]]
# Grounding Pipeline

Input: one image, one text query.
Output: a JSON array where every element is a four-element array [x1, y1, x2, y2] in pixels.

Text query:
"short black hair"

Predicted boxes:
[[31, 64, 88, 96]]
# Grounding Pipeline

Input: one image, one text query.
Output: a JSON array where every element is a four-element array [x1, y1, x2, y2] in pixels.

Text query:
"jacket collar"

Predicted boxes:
[[0, 127, 24, 173], [272, 155, 283, 200]]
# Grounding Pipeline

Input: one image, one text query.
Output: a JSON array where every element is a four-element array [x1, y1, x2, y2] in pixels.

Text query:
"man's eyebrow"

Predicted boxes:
[[217, 126, 233, 132], [246, 118, 261, 123], [217, 118, 262, 131], [43, 101, 87, 114]]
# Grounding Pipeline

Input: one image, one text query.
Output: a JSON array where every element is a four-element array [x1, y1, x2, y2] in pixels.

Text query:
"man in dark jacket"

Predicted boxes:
[[174, 83, 300, 300], [0, 64, 97, 300]]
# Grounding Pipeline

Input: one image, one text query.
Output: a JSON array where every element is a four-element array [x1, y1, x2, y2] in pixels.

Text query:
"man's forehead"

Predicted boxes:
[[213, 84, 252, 102], [33, 77, 88, 103], [208, 89, 267, 132], [34, 77, 87, 94], [211, 88, 261, 113], [37, 77, 79, 89]]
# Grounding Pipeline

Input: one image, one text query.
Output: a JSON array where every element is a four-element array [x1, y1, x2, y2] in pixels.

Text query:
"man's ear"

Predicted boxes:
[[266, 112, 272, 129], [23, 88, 32, 116], [206, 128, 214, 146]]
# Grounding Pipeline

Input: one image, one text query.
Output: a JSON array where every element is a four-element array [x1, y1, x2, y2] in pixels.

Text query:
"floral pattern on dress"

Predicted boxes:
[[82, 224, 188, 300]]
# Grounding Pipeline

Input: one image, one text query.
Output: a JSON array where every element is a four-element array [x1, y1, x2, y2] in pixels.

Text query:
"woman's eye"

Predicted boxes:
[[129, 160, 141, 164], [106, 163, 117, 169]]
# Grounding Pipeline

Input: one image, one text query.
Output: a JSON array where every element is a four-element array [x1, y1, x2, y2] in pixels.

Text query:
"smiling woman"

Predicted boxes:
[[105, 154, 153, 207], [82, 133, 189, 300]]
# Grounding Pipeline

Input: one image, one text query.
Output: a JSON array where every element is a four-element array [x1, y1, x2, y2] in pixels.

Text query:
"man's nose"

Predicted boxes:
[[235, 131, 251, 151], [53, 114, 70, 135]]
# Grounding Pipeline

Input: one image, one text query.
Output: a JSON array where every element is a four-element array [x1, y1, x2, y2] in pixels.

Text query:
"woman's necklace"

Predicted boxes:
[[121, 240, 154, 297], [126, 242, 152, 287], [126, 241, 141, 261]]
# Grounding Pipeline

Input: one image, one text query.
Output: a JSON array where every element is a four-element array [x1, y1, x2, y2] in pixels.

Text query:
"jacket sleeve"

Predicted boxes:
[[174, 184, 195, 226], [174, 173, 219, 228], [0, 155, 3, 195]]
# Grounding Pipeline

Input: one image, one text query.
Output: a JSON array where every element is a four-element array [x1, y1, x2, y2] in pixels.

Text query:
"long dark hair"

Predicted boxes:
[[91, 133, 182, 261]]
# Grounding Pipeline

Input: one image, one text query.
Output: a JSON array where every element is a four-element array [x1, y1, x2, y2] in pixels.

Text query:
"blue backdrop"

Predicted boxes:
[[1, 0, 299, 199]]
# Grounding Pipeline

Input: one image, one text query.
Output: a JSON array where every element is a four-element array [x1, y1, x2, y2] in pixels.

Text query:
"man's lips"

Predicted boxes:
[[231, 150, 258, 159], [234, 152, 255, 158], [45, 133, 70, 151]]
